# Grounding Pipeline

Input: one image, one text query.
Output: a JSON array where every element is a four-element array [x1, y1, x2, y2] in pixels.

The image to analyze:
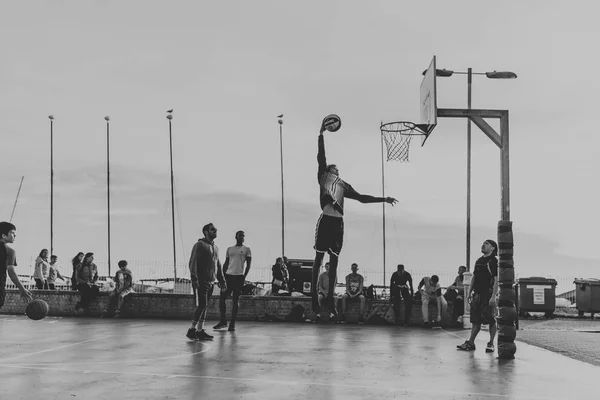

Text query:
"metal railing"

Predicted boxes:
[[6, 257, 589, 298]]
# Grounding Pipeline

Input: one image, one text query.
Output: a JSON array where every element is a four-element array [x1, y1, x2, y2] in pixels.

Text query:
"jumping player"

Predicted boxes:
[[0, 221, 33, 311], [312, 120, 398, 316]]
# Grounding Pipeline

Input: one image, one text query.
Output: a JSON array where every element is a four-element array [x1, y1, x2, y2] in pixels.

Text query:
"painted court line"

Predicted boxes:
[[12, 343, 212, 366], [0, 335, 113, 362], [0, 363, 561, 400]]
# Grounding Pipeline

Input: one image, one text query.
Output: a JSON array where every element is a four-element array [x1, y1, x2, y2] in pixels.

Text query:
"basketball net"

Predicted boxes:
[[380, 122, 428, 163]]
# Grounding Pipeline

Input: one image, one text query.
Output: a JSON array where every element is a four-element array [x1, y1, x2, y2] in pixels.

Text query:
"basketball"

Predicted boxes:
[[26, 299, 49, 321], [322, 114, 341, 132]]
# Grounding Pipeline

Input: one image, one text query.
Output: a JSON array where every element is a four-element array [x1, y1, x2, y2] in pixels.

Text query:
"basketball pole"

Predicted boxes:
[[105, 116, 111, 277], [167, 111, 177, 282], [380, 129, 387, 287]]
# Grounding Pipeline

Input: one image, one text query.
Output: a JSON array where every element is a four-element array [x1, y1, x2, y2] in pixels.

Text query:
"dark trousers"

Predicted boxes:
[[48, 283, 56, 290], [391, 288, 413, 324], [219, 275, 244, 324], [35, 279, 49, 290], [106, 290, 130, 312], [77, 283, 100, 309], [192, 282, 214, 323], [452, 296, 464, 320]]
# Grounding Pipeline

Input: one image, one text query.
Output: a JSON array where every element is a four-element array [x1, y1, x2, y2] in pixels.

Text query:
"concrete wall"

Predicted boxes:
[[1, 289, 454, 325]]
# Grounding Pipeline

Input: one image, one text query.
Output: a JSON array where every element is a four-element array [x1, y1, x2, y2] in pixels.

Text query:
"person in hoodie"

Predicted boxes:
[[102, 260, 133, 318]]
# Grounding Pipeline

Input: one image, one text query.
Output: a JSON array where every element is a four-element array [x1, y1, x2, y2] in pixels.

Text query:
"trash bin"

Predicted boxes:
[[573, 278, 600, 317], [516, 277, 558, 318]]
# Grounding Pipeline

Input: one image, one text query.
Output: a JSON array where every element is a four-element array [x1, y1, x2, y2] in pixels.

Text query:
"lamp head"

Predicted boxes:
[[486, 71, 517, 79], [48, 115, 54, 120], [104, 116, 110, 121], [167, 114, 173, 120], [278, 119, 283, 125]]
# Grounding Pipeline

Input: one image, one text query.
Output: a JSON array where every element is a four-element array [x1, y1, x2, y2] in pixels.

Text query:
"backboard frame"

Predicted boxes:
[[419, 55, 438, 138]]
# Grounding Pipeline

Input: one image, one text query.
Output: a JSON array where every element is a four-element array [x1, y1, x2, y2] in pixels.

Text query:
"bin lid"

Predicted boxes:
[[517, 277, 558, 285], [573, 278, 600, 285]]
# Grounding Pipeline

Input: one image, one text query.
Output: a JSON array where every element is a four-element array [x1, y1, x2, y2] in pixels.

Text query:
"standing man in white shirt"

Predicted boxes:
[[214, 230, 252, 332]]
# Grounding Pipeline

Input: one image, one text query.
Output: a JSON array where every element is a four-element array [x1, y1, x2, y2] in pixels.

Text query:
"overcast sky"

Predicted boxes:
[[1, 1, 598, 285]]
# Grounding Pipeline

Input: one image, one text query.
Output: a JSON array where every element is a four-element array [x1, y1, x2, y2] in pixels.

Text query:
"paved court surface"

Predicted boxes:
[[517, 318, 600, 366], [0, 315, 598, 400]]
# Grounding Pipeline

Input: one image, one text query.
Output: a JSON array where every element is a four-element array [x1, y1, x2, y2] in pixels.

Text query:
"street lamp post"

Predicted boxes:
[[49, 115, 54, 257], [277, 116, 285, 258], [430, 68, 516, 271], [105, 116, 111, 276], [166, 111, 177, 282]]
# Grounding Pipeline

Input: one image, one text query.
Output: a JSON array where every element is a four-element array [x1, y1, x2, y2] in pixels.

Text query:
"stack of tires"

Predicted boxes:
[[497, 221, 517, 359]]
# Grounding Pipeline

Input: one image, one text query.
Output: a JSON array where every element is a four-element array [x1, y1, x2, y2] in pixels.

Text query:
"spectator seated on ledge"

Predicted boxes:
[[445, 265, 467, 325], [75, 252, 100, 313], [102, 260, 133, 319], [271, 257, 289, 295], [340, 263, 365, 324], [315, 262, 337, 323], [418, 275, 447, 328], [390, 264, 414, 327]]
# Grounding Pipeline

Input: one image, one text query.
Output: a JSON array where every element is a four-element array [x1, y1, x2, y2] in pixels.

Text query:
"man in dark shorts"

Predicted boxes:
[[186, 223, 225, 341], [0, 221, 33, 310], [214, 230, 251, 332], [390, 264, 414, 326], [312, 120, 398, 316], [457, 239, 499, 352]]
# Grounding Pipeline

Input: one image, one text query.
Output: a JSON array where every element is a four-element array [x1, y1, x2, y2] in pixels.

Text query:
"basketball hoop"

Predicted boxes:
[[380, 121, 430, 163]]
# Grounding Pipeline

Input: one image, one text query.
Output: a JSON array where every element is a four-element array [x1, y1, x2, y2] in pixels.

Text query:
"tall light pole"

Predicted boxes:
[[428, 68, 517, 270], [277, 115, 285, 258], [166, 110, 177, 281], [49, 115, 54, 257], [105, 116, 112, 276]]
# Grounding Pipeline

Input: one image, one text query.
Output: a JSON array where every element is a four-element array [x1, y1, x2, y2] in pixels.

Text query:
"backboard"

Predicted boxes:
[[420, 55, 437, 135]]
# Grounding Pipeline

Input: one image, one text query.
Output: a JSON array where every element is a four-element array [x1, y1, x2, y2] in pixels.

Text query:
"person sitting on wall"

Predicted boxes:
[[340, 263, 366, 324], [271, 257, 288, 295], [75, 252, 99, 313], [102, 260, 133, 319], [417, 275, 448, 328], [445, 265, 467, 325], [315, 262, 337, 323]]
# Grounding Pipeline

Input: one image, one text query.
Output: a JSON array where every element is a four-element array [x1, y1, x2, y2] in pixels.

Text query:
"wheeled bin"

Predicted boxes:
[[516, 277, 557, 318], [574, 278, 600, 317]]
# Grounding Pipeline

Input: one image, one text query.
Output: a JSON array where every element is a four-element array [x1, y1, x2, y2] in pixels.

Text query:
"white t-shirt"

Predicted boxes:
[[225, 245, 251, 275]]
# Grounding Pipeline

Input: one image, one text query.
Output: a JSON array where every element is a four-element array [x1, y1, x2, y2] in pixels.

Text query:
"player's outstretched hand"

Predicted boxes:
[[385, 197, 398, 206], [20, 289, 33, 303]]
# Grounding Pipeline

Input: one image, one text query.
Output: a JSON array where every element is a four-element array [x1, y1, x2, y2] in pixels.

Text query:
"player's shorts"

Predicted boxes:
[[314, 214, 344, 256], [470, 291, 496, 325], [223, 274, 245, 297]]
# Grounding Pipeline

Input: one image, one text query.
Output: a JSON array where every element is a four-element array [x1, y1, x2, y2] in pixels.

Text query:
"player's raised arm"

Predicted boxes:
[[317, 131, 328, 181], [344, 185, 398, 206]]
